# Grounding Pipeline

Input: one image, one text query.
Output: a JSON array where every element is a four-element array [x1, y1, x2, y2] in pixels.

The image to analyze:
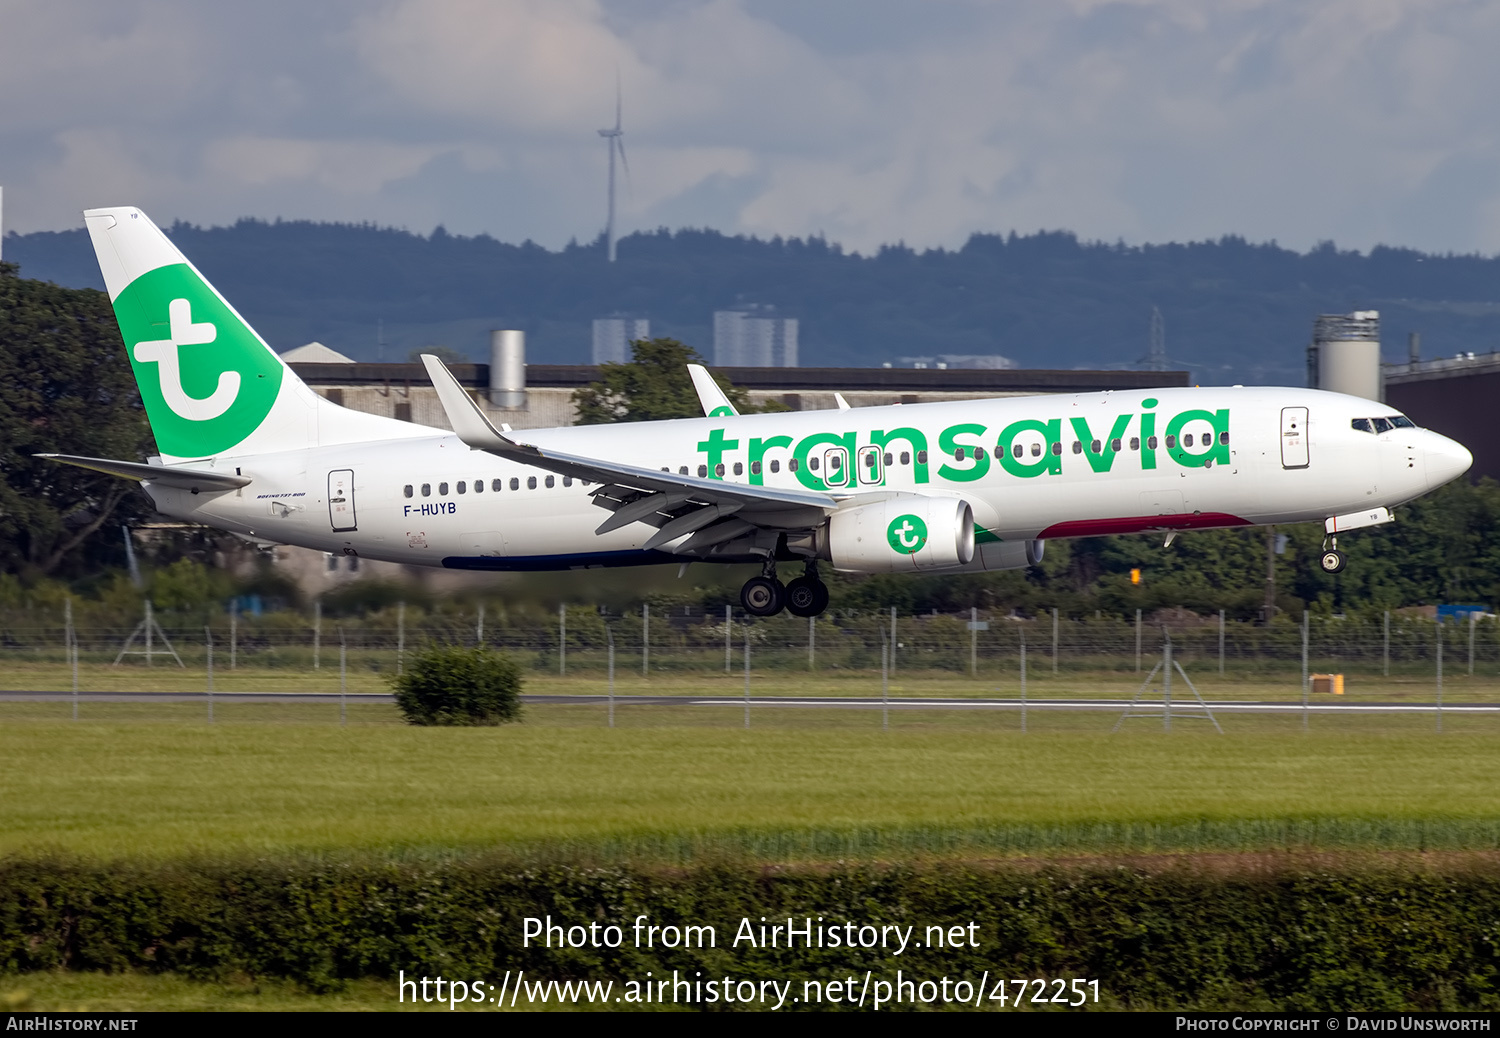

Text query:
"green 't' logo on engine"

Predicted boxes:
[[887, 514, 928, 554], [113, 264, 282, 456]]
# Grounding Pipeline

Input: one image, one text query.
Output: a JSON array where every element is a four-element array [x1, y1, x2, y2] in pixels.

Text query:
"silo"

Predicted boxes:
[[1308, 311, 1381, 401], [489, 330, 526, 409]]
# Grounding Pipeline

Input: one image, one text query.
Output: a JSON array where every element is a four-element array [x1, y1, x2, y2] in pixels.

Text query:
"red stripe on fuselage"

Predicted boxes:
[[1037, 512, 1251, 539]]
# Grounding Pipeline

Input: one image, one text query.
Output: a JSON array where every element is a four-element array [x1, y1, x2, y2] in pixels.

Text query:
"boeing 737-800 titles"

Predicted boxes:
[[42, 207, 1473, 618]]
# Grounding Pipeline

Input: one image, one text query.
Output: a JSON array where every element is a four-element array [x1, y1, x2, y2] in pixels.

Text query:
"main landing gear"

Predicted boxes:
[[1319, 534, 1347, 574], [740, 561, 829, 618]]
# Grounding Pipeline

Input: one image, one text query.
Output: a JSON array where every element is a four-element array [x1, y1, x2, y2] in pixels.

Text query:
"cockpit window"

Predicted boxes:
[[1353, 415, 1417, 434], [1351, 418, 1373, 433], [1372, 417, 1394, 433], [1389, 415, 1415, 429]]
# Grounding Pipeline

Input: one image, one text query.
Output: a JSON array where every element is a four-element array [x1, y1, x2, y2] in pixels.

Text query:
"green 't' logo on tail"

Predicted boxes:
[[114, 264, 282, 456]]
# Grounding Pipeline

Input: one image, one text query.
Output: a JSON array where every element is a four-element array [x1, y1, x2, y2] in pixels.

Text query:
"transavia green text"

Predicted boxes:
[[694, 400, 1231, 492]]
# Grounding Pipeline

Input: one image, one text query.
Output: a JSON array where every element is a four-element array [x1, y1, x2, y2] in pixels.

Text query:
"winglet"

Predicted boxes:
[[419, 354, 511, 450], [687, 364, 738, 417], [834, 393, 852, 411]]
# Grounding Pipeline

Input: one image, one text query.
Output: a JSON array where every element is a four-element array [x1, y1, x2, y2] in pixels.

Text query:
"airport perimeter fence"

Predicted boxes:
[[1, 601, 1497, 692]]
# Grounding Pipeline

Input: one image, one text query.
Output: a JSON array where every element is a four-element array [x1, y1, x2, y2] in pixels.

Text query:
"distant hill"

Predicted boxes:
[[9, 220, 1500, 384]]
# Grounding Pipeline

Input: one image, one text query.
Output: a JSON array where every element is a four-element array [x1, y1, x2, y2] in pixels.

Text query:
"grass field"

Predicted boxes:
[[0, 657, 1491, 703], [4, 717, 1500, 861]]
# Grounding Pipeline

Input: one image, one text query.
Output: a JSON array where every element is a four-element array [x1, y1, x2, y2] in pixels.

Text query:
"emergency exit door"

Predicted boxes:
[[1280, 407, 1309, 469], [328, 469, 357, 531]]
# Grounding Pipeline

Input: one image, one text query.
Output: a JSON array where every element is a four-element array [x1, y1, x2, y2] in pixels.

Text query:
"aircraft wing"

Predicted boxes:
[[36, 454, 251, 491], [420, 356, 837, 544], [687, 363, 738, 417]]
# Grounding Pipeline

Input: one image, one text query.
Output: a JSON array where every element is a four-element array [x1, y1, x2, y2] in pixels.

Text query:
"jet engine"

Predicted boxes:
[[821, 496, 975, 572]]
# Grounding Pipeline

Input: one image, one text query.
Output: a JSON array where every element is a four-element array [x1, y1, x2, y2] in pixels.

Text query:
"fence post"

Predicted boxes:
[[145, 600, 154, 667], [1052, 607, 1059, 675], [205, 625, 214, 723], [559, 603, 567, 676], [1301, 610, 1309, 732], [1163, 635, 1173, 733], [397, 600, 405, 675], [970, 606, 978, 677], [881, 636, 889, 732], [1218, 609, 1225, 677], [1437, 619, 1444, 734], [1135, 608, 1142, 672], [1020, 631, 1028, 734], [725, 604, 732, 674], [66, 598, 78, 721], [1383, 609, 1390, 679], [1468, 612, 1476, 678], [339, 627, 347, 726], [743, 625, 750, 729], [477, 602, 485, 646], [642, 602, 649, 677], [808, 615, 815, 671], [607, 627, 615, 729], [229, 600, 238, 670], [890, 607, 897, 675], [313, 600, 321, 670]]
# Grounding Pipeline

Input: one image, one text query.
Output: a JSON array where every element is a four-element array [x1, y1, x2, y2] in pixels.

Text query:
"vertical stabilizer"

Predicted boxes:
[[84, 206, 427, 462]]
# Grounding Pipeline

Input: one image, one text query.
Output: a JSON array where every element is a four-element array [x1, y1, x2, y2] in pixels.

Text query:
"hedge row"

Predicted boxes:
[[3, 855, 1498, 1010]]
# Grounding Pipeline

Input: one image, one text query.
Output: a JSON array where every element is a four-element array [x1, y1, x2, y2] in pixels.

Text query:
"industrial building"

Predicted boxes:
[[591, 314, 650, 364], [713, 303, 798, 368]]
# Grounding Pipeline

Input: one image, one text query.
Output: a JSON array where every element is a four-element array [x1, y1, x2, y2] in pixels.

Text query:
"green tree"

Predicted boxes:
[[573, 338, 777, 423], [388, 644, 523, 726], [0, 263, 156, 579]]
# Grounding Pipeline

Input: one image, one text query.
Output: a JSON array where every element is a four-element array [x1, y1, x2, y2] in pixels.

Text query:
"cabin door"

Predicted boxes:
[[1280, 408, 1309, 469], [328, 469, 358, 531]]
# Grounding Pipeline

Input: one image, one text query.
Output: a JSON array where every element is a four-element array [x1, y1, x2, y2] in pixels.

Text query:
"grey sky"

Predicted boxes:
[[3, 0, 1499, 255]]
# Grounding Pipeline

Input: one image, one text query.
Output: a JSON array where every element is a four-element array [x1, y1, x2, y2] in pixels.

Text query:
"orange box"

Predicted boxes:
[[1311, 673, 1345, 695]]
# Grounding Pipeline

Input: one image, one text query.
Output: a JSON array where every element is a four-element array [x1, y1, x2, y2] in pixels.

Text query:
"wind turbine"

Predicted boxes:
[[598, 82, 628, 263]]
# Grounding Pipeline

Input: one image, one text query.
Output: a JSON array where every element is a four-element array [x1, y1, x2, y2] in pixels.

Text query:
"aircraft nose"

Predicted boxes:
[[1424, 431, 1473, 488]]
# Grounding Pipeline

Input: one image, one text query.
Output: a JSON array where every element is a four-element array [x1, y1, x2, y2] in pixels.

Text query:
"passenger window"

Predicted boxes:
[[545, 475, 555, 488], [954, 447, 966, 461], [916, 451, 927, 465], [1148, 436, 1159, 449], [439, 482, 449, 495], [473, 479, 483, 493], [679, 466, 688, 475], [866, 453, 878, 469], [771, 460, 781, 473], [900, 452, 910, 465], [1111, 438, 1121, 452], [421, 483, 431, 497], [527, 476, 537, 489], [1219, 432, 1230, 445], [697, 465, 708, 477], [1091, 440, 1102, 454], [810, 457, 820, 471], [509, 478, 519, 491], [492, 479, 503, 492], [1166, 435, 1177, 448], [564, 476, 573, 487], [751, 461, 761, 475], [457, 481, 466, 494], [1130, 438, 1140, 451], [883, 452, 893, 466], [790, 458, 800, 472], [829, 455, 841, 471], [1072, 441, 1083, 454], [733, 462, 743, 476], [1013, 444, 1023, 459], [1051, 442, 1062, 456], [403, 484, 413, 498], [1184, 434, 1194, 447], [715, 464, 725, 477]]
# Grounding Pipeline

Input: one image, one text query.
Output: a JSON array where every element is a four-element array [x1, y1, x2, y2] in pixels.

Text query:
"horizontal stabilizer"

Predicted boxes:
[[36, 454, 250, 491]]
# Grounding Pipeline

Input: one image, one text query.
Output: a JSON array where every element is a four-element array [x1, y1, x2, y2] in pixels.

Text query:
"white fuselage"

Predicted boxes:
[[145, 386, 1470, 573]]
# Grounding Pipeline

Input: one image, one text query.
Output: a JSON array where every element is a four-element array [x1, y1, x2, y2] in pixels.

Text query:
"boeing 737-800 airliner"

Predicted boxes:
[[42, 207, 1472, 618]]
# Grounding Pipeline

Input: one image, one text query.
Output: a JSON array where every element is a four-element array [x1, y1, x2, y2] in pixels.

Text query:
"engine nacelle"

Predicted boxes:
[[973, 538, 1045, 571], [822, 496, 975, 573]]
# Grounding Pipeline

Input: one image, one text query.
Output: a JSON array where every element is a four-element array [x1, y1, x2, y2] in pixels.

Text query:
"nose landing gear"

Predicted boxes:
[[1319, 535, 1347, 574]]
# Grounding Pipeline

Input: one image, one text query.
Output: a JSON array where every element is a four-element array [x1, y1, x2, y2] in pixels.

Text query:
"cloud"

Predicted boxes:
[[5, 0, 1500, 255]]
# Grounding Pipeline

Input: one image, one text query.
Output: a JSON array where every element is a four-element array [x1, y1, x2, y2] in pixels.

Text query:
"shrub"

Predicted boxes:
[[387, 645, 523, 726]]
